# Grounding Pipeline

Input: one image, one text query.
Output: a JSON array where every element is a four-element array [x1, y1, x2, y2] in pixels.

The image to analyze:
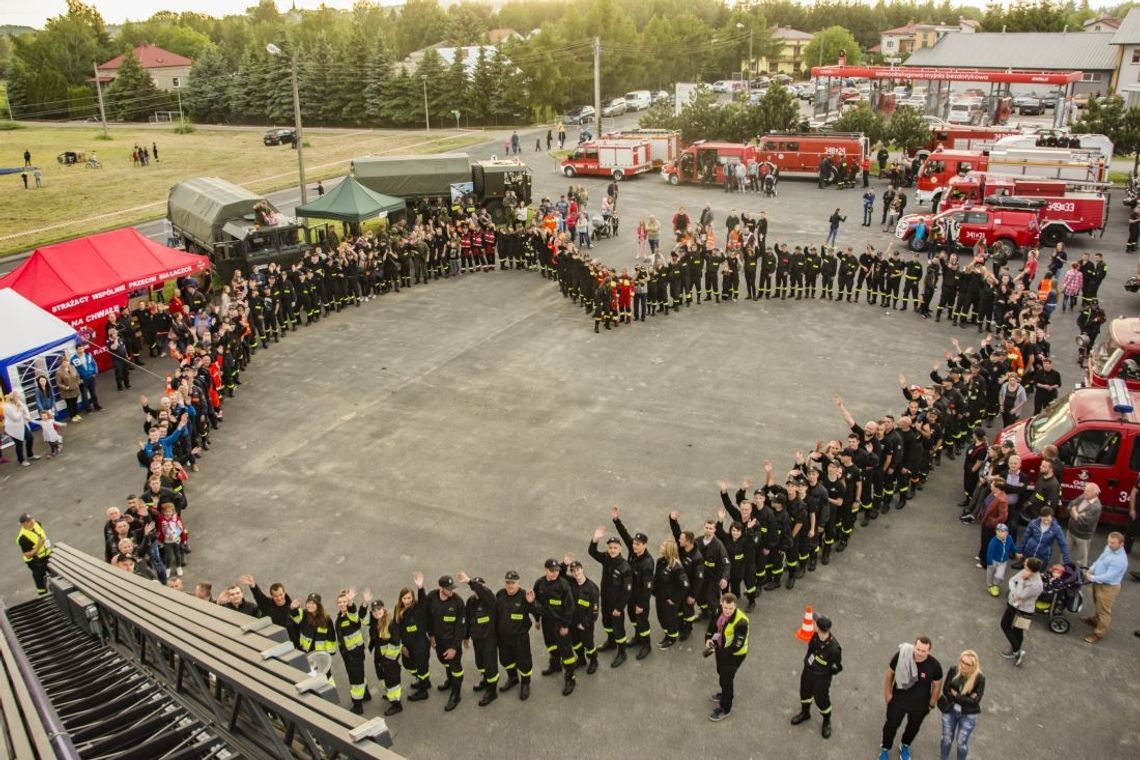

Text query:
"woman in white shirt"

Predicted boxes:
[[3, 391, 38, 466]]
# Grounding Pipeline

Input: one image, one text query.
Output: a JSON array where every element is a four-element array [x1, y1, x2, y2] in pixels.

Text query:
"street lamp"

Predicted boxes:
[[451, 109, 460, 130], [266, 42, 308, 205], [736, 21, 753, 77], [422, 75, 430, 132]]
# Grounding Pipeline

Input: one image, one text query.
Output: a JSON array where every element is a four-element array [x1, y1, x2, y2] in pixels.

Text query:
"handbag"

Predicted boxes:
[[1012, 613, 1032, 630]]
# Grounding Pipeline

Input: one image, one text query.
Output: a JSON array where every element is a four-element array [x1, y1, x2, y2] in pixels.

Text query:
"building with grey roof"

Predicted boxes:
[[904, 31, 1117, 95], [1110, 8, 1140, 106]]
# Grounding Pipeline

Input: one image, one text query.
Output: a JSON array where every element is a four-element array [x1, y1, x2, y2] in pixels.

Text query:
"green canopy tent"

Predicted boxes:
[[294, 175, 406, 224]]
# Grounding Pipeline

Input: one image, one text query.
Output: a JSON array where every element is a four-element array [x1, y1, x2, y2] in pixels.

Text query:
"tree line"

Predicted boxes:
[[0, 0, 1126, 127]]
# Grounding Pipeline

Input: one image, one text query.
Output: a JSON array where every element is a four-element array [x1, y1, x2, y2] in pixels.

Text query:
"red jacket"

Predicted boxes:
[[617, 276, 634, 307]]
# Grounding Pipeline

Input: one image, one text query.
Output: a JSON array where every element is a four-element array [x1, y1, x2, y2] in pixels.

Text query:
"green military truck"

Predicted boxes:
[[168, 177, 309, 281], [350, 154, 532, 224]]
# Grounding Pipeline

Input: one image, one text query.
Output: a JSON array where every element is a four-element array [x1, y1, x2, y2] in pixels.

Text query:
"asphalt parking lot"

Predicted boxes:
[[2, 123, 1138, 759]]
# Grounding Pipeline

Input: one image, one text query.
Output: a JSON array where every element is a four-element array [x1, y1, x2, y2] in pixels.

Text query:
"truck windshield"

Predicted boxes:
[[1090, 332, 1122, 378], [1025, 397, 1077, 452]]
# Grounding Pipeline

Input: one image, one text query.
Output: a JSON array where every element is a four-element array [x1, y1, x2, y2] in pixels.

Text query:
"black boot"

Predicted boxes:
[[836, 538, 848, 552], [384, 701, 403, 716], [745, 595, 756, 612], [935, 308, 942, 322], [587, 653, 599, 674], [437, 676, 452, 692], [478, 684, 497, 706], [791, 706, 812, 725], [808, 555, 818, 572], [351, 700, 364, 715], [499, 674, 519, 693], [444, 680, 462, 712], [541, 656, 562, 676], [562, 669, 576, 696], [785, 573, 796, 590], [598, 637, 616, 653], [822, 715, 832, 739], [821, 545, 832, 565], [636, 641, 652, 660], [473, 679, 487, 692], [519, 678, 530, 701], [611, 644, 627, 668], [861, 511, 870, 527], [763, 577, 780, 591], [363, 687, 372, 702]]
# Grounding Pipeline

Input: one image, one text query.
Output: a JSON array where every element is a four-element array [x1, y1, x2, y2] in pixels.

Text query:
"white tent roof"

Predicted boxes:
[[0, 288, 77, 365]]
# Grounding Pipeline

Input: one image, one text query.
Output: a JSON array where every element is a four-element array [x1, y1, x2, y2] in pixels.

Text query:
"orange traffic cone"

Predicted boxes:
[[795, 605, 815, 642], [164, 374, 174, 396]]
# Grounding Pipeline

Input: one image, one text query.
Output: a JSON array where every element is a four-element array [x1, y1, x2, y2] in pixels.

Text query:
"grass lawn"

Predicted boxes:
[[0, 124, 483, 257]]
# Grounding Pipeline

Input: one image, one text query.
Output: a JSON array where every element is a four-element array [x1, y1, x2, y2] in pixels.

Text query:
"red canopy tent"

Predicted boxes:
[[0, 228, 209, 369]]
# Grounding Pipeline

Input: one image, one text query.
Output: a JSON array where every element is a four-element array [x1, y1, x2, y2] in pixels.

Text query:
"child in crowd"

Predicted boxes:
[[156, 501, 188, 577], [985, 523, 1016, 597], [39, 410, 64, 456]]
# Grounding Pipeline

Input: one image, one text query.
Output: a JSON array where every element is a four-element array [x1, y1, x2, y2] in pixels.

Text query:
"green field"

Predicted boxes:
[[0, 123, 483, 256]]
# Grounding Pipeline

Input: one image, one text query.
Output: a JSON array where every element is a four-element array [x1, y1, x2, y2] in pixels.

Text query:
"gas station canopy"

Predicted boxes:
[[810, 66, 1083, 86]]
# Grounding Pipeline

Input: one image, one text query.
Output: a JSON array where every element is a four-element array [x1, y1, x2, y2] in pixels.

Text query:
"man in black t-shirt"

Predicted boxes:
[[878, 636, 943, 760]]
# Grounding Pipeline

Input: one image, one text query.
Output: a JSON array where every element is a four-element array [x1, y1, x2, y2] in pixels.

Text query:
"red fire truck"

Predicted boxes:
[[915, 125, 1022, 157], [661, 141, 759, 185], [600, 128, 681, 168], [560, 139, 654, 181], [895, 201, 1041, 260], [938, 171, 1109, 246], [915, 145, 1107, 209], [756, 132, 868, 177]]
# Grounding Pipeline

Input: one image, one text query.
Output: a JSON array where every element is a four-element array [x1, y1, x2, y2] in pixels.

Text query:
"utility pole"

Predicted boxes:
[[92, 62, 108, 139], [289, 54, 308, 205], [175, 84, 184, 128], [422, 76, 430, 132], [593, 36, 602, 137]]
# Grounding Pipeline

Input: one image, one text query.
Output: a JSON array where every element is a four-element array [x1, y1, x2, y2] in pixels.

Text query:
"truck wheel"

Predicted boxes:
[[563, 166, 576, 178], [668, 173, 679, 186], [611, 169, 624, 181], [1040, 226, 1068, 246], [991, 238, 1016, 261]]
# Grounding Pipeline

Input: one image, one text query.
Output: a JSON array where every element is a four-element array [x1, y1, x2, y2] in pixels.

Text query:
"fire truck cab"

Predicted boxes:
[[756, 132, 868, 177], [1086, 318, 1140, 392], [1001, 379, 1140, 525]]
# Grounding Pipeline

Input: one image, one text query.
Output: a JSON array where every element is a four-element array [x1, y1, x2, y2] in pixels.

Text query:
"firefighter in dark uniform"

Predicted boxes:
[[612, 506, 654, 659], [901, 251, 923, 311], [693, 516, 729, 617], [593, 272, 614, 332], [819, 247, 837, 299], [804, 466, 828, 571], [856, 245, 876, 303], [588, 528, 633, 667], [686, 246, 705, 304], [564, 559, 600, 675], [758, 244, 776, 299], [397, 583, 432, 698], [704, 247, 723, 303], [423, 573, 466, 711], [884, 248, 905, 309], [719, 484, 764, 610], [364, 591, 403, 716], [1128, 206, 1140, 252], [935, 253, 960, 322], [668, 513, 704, 639], [668, 252, 685, 309], [822, 460, 846, 564], [334, 588, 369, 714], [16, 514, 51, 595], [790, 246, 806, 299], [453, 572, 499, 706], [790, 615, 842, 739], [837, 443, 863, 549], [786, 475, 809, 588], [742, 243, 759, 300], [533, 558, 578, 695], [492, 570, 534, 700], [653, 537, 690, 646], [920, 257, 940, 317], [803, 246, 821, 299], [260, 285, 280, 343]]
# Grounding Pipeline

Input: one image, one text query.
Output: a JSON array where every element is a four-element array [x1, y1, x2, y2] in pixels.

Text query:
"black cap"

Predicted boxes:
[[306, 593, 322, 605], [369, 599, 385, 611], [471, 577, 485, 586], [18, 513, 33, 523], [606, 536, 621, 545], [814, 615, 832, 632], [113, 553, 135, 563], [543, 558, 560, 570], [438, 575, 456, 590], [504, 570, 520, 581], [633, 532, 649, 544], [567, 560, 583, 571]]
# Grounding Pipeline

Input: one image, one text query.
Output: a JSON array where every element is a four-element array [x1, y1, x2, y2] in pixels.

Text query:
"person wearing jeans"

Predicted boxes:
[[939, 650, 985, 760], [71, 344, 101, 412], [706, 593, 748, 722], [3, 392, 38, 466], [1000, 557, 1043, 665], [879, 636, 943, 760]]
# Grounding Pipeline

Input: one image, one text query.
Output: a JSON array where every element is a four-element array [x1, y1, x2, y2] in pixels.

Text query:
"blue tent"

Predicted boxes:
[[0, 289, 78, 416]]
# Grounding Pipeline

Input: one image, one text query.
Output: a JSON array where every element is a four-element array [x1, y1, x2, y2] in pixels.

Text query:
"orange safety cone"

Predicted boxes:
[[795, 605, 815, 642], [164, 374, 174, 396]]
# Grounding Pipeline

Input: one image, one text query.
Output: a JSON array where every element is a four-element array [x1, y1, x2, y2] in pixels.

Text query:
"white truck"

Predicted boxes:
[[559, 138, 655, 180]]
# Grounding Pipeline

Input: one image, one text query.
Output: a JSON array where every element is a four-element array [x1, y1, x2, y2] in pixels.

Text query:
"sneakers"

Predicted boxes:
[[708, 707, 729, 722], [878, 748, 890, 760], [975, 560, 984, 569], [1000, 649, 1017, 659], [710, 692, 721, 703], [1014, 650, 1026, 667], [988, 585, 1000, 597], [959, 514, 975, 524], [900, 745, 912, 760]]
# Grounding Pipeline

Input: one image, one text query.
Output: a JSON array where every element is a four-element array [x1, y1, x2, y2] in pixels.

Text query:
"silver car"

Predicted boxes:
[[601, 98, 627, 117]]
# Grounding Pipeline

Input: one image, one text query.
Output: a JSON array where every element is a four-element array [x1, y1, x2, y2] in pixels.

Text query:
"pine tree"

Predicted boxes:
[[417, 47, 449, 126], [264, 40, 294, 126], [467, 46, 494, 123], [299, 36, 334, 124], [438, 53, 469, 127], [381, 70, 419, 126], [362, 36, 392, 125], [184, 47, 229, 123], [104, 49, 164, 121]]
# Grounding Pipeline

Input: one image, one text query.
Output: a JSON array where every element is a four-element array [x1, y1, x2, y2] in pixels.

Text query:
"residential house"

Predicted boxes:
[[95, 44, 192, 91], [396, 44, 500, 76], [1111, 9, 1140, 106], [758, 27, 812, 76], [879, 18, 977, 62], [1085, 16, 1121, 33]]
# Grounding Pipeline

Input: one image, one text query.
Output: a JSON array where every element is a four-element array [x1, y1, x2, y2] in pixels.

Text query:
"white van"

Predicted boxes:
[[624, 90, 653, 111], [947, 99, 983, 125]]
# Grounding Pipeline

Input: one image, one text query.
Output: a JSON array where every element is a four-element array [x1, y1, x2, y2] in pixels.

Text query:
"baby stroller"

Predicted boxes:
[[591, 212, 618, 241], [760, 163, 778, 197], [1036, 563, 1085, 634]]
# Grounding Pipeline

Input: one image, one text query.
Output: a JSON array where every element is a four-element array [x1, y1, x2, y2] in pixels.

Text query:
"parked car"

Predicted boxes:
[[749, 76, 771, 88], [1014, 93, 1045, 115], [652, 90, 670, 104], [263, 128, 296, 146], [602, 97, 628, 117], [794, 83, 815, 100], [922, 115, 950, 128], [624, 90, 652, 111], [1040, 92, 1058, 109], [773, 73, 793, 85], [565, 105, 596, 125]]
